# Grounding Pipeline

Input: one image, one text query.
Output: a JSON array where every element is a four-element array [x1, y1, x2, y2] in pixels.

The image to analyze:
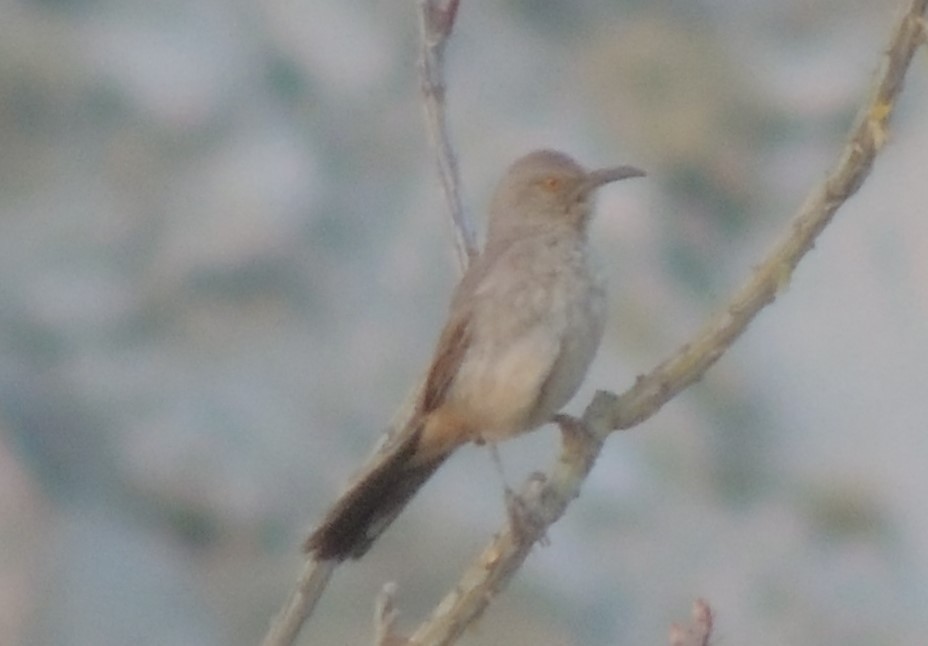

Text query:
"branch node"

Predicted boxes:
[[553, 413, 591, 456], [506, 472, 551, 544]]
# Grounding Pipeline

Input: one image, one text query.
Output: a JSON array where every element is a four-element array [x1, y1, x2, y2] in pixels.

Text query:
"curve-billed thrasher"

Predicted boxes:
[[307, 149, 644, 561]]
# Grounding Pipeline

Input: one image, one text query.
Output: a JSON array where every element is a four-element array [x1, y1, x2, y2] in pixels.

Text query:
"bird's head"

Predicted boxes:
[[488, 149, 644, 242]]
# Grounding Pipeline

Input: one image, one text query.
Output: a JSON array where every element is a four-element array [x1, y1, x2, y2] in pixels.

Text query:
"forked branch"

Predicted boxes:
[[400, 1, 928, 643]]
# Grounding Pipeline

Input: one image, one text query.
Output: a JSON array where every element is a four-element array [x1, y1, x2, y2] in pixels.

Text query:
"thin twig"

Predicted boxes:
[[403, 1, 928, 643], [374, 582, 406, 646], [669, 599, 714, 646], [260, 558, 335, 646], [259, 6, 471, 645], [417, 0, 477, 269]]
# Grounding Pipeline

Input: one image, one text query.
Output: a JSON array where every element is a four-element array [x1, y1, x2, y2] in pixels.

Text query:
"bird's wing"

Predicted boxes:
[[420, 289, 475, 415]]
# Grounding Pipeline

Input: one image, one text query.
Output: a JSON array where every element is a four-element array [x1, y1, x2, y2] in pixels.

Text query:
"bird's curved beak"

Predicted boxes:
[[573, 165, 645, 201], [588, 165, 646, 189]]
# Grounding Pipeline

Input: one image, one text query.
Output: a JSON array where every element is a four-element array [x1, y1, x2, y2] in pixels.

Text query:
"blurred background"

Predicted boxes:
[[1, 0, 927, 644]]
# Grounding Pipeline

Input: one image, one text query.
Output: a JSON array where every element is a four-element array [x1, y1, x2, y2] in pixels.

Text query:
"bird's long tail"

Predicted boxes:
[[304, 424, 447, 561]]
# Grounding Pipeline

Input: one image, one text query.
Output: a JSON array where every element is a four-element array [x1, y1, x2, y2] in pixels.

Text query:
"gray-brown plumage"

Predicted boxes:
[[306, 150, 644, 561]]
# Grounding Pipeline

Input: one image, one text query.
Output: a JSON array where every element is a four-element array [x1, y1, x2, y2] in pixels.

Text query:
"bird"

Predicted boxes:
[[306, 149, 644, 561]]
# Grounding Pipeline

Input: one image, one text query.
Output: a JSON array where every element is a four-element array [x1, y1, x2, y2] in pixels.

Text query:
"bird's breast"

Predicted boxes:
[[445, 233, 606, 440]]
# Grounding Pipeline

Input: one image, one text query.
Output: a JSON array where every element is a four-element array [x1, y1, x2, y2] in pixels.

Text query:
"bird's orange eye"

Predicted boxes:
[[540, 176, 561, 191]]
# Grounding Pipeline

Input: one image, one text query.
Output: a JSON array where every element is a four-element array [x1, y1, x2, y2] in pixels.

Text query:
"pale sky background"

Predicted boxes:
[[1, 1, 927, 645]]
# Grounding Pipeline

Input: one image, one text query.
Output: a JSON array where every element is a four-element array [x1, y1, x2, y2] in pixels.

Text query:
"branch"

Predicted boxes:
[[402, 1, 928, 643], [605, 0, 928, 433], [260, 559, 335, 646], [417, 0, 477, 269], [259, 4, 470, 644]]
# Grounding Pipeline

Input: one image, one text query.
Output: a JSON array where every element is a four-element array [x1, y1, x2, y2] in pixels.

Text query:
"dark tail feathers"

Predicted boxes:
[[305, 430, 446, 561]]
